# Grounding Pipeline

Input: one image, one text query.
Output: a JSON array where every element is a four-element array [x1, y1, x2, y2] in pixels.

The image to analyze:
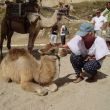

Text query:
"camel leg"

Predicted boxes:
[[0, 33, 6, 59], [21, 81, 48, 96], [7, 31, 13, 50], [0, 18, 9, 59], [28, 32, 37, 53], [20, 72, 48, 95], [28, 34, 34, 53], [28, 26, 41, 53], [45, 83, 58, 92]]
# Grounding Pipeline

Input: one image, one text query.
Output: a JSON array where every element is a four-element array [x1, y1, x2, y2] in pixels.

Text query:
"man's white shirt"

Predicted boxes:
[[91, 15, 107, 31]]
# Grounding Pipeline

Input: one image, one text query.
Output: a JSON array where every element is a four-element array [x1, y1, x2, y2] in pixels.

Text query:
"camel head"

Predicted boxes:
[[38, 43, 61, 56], [58, 48, 69, 57], [38, 43, 71, 58]]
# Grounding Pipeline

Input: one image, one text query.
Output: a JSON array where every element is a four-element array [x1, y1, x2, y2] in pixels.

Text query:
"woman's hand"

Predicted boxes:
[[84, 55, 96, 61]]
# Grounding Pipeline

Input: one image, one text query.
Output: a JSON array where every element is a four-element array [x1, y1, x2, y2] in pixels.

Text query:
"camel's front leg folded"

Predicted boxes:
[[45, 83, 58, 92], [21, 81, 48, 96]]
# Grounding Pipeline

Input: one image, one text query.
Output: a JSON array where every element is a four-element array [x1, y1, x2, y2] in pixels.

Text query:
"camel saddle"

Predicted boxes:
[[5, 2, 26, 18], [5, 1, 39, 32], [5, 1, 39, 22], [5, 2, 30, 31]]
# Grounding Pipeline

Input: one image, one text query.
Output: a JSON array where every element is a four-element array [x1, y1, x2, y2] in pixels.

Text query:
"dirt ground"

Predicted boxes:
[[0, 32, 110, 110]]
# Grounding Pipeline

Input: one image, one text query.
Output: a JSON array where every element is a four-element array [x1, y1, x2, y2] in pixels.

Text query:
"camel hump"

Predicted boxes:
[[8, 48, 28, 61]]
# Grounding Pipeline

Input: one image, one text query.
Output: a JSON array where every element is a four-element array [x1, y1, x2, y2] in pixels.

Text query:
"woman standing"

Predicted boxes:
[[50, 24, 58, 45], [60, 25, 68, 45]]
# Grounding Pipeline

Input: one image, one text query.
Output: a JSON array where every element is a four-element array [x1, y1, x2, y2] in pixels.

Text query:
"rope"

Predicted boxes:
[[55, 54, 61, 75]]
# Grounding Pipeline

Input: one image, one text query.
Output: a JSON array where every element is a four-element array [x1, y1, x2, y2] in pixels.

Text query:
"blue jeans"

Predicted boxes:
[[70, 53, 101, 77]]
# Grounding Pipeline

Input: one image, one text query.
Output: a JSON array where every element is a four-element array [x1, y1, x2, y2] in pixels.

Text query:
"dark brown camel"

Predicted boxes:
[[0, 1, 58, 58]]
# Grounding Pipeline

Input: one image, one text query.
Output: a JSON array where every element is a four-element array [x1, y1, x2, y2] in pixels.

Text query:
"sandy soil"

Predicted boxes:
[[0, 32, 110, 110]]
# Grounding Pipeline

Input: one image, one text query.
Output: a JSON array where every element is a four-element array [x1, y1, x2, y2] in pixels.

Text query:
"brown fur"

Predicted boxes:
[[0, 48, 59, 95]]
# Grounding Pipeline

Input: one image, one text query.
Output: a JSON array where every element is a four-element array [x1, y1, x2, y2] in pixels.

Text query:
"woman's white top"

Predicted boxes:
[[67, 35, 110, 61], [60, 25, 66, 36]]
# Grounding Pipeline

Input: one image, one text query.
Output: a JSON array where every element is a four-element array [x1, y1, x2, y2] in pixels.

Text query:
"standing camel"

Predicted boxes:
[[0, 2, 59, 58]]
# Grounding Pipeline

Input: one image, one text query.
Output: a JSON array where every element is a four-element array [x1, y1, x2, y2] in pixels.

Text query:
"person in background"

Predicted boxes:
[[60, 25, 68, 45], [58, 3, 70, 16], [101, 2, 110, 37], [58, 2, 64, 15], [50, 23, 59, 45], [64, 4, 70, 16], [60, 22, 110, 83], [91, 9, 107, 37]]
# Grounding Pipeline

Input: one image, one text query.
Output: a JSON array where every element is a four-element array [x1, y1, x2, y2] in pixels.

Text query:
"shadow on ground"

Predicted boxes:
[[55, 74, 73, 87], [55, 71, 108, 86], [85, 71, 108, 83]]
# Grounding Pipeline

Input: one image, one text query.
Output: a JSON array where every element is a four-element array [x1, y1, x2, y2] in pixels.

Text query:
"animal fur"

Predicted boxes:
[[0, 48, 59, 95]]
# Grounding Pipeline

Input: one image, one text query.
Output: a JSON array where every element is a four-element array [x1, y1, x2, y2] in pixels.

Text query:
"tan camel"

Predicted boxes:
[[0, 8, 58, 58], [0, 48, 59, 96]]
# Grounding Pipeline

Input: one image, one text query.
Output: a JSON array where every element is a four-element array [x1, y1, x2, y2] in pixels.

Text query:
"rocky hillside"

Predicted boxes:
[[71, 1, 106, 20], [41, 0, 105, 7], [40, 1, 107, 38]]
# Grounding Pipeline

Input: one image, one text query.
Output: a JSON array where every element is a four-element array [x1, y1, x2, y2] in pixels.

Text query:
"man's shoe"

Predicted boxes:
[[73, 76, 84, 83]]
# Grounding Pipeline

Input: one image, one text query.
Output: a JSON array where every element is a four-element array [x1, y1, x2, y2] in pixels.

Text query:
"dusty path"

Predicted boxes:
[[0, 32, 110, 110], [0, 55, 110, 110]]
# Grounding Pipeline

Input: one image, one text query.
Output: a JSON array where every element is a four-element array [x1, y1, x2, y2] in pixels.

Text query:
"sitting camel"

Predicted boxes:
[[0, 48, 59, 96]]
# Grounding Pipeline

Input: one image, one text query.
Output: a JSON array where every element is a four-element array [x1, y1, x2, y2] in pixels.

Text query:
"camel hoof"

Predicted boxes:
[[37, 88, 48, 96], [45, 83, 58, 92]]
